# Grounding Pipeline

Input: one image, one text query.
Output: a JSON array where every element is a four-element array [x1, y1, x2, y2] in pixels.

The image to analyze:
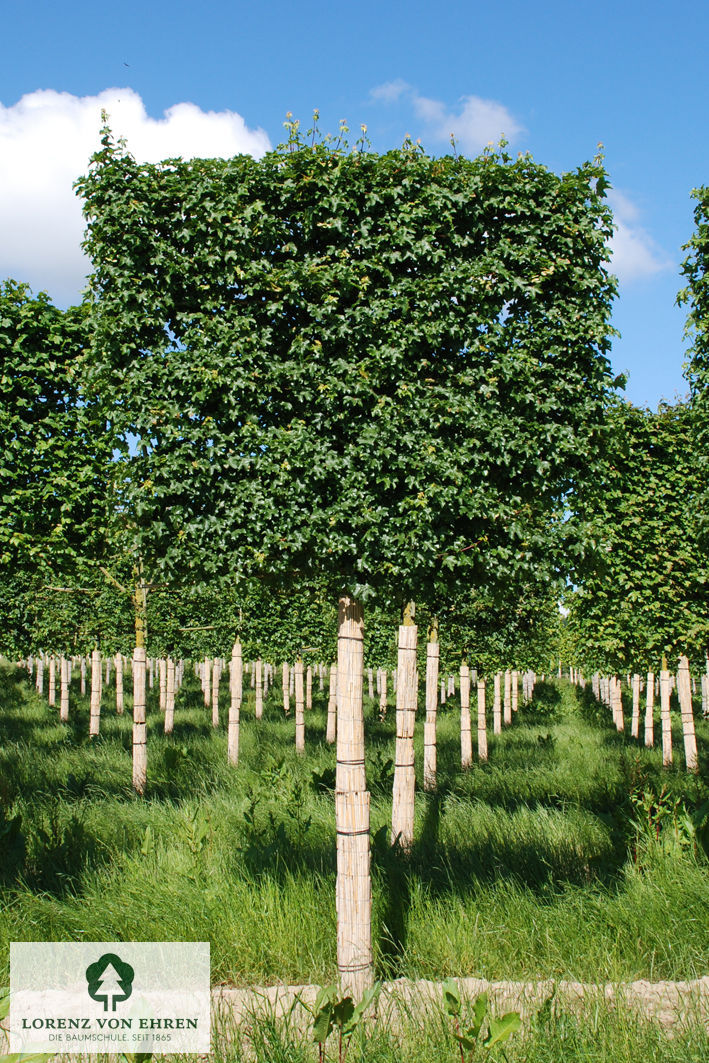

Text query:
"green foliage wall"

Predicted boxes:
[[0, 281, 111, 578], [564, 400, 709, 672], [77, 124, 617, 616]]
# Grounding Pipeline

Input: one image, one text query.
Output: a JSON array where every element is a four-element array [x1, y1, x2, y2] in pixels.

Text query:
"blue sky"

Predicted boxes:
[[1, 0, 706, 409]]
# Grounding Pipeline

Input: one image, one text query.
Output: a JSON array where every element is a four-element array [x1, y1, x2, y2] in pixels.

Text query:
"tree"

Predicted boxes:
[[679, 185, 709, 547], [0, 281, 110, 580], [564, 399, 709, 673], [77, 119, 618, 992]]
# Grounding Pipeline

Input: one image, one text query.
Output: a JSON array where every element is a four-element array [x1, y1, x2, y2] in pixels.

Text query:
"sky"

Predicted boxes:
[[1, 0, 706, 410]]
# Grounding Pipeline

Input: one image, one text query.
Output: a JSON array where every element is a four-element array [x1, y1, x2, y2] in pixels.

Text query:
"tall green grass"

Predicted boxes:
[[1, 664, 708, 989]]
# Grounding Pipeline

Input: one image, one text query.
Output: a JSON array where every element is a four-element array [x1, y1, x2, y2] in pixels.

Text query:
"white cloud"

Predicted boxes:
[[369, 79, 523, 153], [412, 93, 523, 153], [606, 189, 672, 284], [0, 88, 271, 305], [369, 79, 411, 104]]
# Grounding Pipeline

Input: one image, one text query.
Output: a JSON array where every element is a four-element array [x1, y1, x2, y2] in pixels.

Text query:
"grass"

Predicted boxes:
[[1, 662, 708, 996], [211, 996, 709, 1063]]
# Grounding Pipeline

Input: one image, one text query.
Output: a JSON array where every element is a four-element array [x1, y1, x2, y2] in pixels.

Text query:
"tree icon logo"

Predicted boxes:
[[85, 953, 135, 1011]]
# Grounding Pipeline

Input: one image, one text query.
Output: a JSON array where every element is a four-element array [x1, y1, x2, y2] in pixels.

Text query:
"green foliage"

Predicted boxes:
[[77, 121, 617, 613], [0, 281, 111, 579], [442, 979, 521, 1060], [564, 399, 709, 672], [679, 185, 709, 547], [311, 982, 380, 1063]]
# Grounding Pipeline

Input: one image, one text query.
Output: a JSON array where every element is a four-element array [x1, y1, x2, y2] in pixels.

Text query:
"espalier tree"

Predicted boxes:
[[564, 399, 709, 674], [0, 281, 111, 582], [679, 184, 709, 546], [77, 117, 617, 994]]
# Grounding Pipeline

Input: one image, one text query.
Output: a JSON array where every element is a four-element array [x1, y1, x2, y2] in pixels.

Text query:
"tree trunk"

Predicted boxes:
[[503, 669, 512, 725], [391, 607, 418, 849], [660, 664, 672, 767], [255, 658, 263, 719], [335, 596, 372, 998], [643, 670, 654, 746], [630, 673, 640, 738], [48, 655, 56, 707], [477, 677, 488, 762], [132, 646, 147, 794], [677, 655, 698, 772], [326, 663, 337, 743], [159, 658, 167, 714], [202, 658, 211, 708], [306, 665, 313, 710], [59, 656, 69, 722], [282, 662, 290, 716], [115, 653, 124, 714], [228, 642, 242, 765], [211, 659, 220, 727], [423, 620, 439, 793], [379, 668, 388, 721], [89, 649, 101, 736], [295, 658, 305, 752], [493, 671, 502, 734], [165, 656, 175, 735], [459, 661, 473, 768], [612, 675, 624, 732]]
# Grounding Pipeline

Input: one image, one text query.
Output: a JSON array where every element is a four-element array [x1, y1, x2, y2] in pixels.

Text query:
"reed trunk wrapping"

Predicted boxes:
[[132, 646, 147, 795], [368, 668, 373, 700], [503, 669, 512, 726], [89, 649, 101, 736], [202, 658, 211, 707], [211, 659, 220, 726], [477, 678, 488, 762], [48, 656, 56, 707], [255, 658, 263, 719], [677, 655, 698, 772], [493, 672, 502, 734], [379, 668, 387, 721], [630, 674, 640, 738], [115, 653, 124, 714], [59, 657, 69, 722], [326, 663, 337, 743], [306, 665, 313, 710], [659, 668, 673, 767], [511, 670, 518, 713], [613, 675, 624, 732], [159, 658, 167, 714], [148, 657, 154, 690], [459, 662, 472, 768], [228, 642, 242, 765], [391, 622, 418, 849], [165, 656, 175, 735], [282, 662, 290, 716], [335, 596, 372, 998], [423, 640, 439, 793], [295, 659, 305, 752], [36, 659, 44, 695], [440, 677, 446, 705]]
